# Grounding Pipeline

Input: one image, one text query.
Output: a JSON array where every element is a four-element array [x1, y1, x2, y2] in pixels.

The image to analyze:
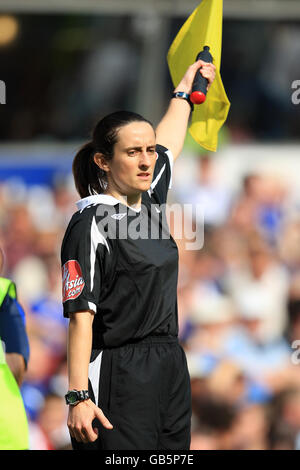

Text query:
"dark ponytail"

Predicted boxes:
[[72, 111, 153, 199], [72, 141, 105, 198]]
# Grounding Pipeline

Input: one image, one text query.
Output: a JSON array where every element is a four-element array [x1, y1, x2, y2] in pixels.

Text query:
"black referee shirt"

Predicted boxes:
[[61, 144, 179, 348]]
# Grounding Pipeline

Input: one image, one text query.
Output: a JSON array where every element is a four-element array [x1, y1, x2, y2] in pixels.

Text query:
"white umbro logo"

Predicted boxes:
[[155, 207, 161, 213], [111, 213, 127, 220]]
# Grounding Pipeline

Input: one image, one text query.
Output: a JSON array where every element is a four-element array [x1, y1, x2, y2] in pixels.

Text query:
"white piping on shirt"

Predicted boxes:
[[76, 194, 141, 213], [90, 216, 110, 293], [88, 351, 102, 407]]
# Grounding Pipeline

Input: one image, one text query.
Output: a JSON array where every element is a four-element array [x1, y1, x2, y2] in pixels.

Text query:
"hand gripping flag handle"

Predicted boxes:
[[190, 46, 213, 105]]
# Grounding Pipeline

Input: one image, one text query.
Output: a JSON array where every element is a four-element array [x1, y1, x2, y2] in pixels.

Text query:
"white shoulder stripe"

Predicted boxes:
[[165, 149, 174, 189], [149, 163, 166, 194], [147, 148, 174, 196], [90, 216, 110, 293]]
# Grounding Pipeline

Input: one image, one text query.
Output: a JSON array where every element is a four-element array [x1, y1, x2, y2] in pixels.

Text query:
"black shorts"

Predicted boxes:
[[71, 335, 191, 450]]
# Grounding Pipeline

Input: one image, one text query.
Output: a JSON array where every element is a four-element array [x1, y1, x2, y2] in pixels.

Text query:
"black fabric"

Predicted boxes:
[[61, 145, 179, 348], [150, 143, 172, 205], [71, 336, 191, 450]]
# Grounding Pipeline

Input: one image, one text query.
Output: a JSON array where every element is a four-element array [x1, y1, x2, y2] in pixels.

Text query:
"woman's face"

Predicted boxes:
[[98, 121, 157, 197]]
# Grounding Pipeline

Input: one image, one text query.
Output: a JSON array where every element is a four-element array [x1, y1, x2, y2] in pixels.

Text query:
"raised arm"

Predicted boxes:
[[156, 59, 216, 161]]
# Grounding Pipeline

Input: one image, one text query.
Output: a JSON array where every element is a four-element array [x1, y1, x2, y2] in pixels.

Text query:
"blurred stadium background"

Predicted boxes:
[[1, 0, 300, 450]]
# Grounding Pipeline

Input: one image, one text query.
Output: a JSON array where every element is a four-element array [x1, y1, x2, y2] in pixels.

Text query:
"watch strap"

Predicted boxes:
[[65, 389, 89, 405], [77, 390, 89, 401], [172, 91, 194, 111]]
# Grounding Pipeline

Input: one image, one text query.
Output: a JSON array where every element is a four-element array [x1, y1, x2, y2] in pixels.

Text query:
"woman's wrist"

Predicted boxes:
[[171, 91, 194, 112], [68, 384, 89, 390], [174, 83, 191, 94]]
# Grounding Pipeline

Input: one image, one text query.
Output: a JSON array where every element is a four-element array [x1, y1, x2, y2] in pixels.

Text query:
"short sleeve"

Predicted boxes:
[[149, 144, 174, 205], [61, 210, 110, 318]]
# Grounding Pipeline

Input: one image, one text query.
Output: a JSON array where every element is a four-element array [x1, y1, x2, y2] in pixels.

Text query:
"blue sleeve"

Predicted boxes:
[[0, 294, 30, 367]]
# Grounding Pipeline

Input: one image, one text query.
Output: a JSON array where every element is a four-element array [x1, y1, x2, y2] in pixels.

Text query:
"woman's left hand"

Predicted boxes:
[[174, 59, 216, 95]]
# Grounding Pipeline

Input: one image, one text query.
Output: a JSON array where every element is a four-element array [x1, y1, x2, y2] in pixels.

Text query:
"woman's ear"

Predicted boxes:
[[94, 152, 110, 173]]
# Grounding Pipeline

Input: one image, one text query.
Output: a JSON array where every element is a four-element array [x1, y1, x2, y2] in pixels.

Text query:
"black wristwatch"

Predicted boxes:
[[171, 91, 194, 111], [65, 389, 90, 406]]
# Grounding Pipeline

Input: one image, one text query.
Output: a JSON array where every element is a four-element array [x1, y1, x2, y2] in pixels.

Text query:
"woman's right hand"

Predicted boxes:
[[67, 399, 113, 443]]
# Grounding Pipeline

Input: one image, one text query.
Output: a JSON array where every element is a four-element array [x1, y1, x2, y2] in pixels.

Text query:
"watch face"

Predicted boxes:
[[68, 391, 78, 404]]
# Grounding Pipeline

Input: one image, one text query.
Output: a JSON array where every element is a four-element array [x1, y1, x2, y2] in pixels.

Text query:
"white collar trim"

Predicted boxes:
[[76, 194, 141, 212]]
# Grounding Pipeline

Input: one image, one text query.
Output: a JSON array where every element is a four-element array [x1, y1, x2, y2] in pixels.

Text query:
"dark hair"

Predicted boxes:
[[72, 111, 153, 198]]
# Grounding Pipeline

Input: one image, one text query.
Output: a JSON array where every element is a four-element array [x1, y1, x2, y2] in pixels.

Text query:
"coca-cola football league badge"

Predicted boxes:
[[62, 260, 85, 302]]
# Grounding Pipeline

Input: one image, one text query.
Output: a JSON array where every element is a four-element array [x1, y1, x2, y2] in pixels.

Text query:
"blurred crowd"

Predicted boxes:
[[1, 148, 300, 450], [174, 154, 300, 450]]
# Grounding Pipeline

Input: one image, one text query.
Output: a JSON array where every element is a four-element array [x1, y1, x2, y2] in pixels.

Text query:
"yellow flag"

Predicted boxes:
[[167, 0, 230, 152]]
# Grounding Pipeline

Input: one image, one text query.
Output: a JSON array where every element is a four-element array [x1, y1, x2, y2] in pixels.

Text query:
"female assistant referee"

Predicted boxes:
[[61, 59, 215, 450]]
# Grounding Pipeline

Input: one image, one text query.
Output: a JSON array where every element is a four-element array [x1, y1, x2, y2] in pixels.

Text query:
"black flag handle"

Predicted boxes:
[[190, 46, 213, 105]]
